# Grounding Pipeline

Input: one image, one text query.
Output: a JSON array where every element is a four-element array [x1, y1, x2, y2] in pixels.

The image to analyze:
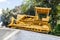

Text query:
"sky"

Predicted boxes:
[[0, 0, 23, 14], [0, 0, 23, 9]]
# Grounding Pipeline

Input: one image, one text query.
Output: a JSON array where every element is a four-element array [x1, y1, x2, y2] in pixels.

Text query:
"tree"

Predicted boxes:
[[49, 0, 60, 29], [20, 0, 42, 14], [1, 8, 14, 26]]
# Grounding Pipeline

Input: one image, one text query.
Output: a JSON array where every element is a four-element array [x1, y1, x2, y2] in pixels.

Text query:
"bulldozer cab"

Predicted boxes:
[[35, 7, 51, 22]]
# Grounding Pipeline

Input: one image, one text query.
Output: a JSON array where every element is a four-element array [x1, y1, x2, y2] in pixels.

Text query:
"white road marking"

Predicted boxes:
[[3, 30, 20, 40]]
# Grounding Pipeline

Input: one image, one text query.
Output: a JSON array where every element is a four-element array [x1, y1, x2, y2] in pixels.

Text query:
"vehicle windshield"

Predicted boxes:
[[38, 14, 47, 19]]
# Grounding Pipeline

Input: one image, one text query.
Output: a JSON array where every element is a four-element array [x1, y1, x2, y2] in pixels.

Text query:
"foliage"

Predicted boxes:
[[52, 24, 60, 36], [21, 0, 33, 13], [1, 8, 16, 26]]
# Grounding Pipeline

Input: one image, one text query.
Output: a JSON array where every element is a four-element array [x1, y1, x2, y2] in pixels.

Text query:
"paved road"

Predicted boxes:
[[0, 28, 60, 40], [9, 30, 60, 40]]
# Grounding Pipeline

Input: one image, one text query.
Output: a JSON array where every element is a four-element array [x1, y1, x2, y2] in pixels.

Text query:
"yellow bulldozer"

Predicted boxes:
[[8, 7, 51, 33]]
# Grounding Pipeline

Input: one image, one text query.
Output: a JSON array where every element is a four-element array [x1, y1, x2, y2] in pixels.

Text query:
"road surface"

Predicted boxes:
[[0, 28, 60, 40]]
